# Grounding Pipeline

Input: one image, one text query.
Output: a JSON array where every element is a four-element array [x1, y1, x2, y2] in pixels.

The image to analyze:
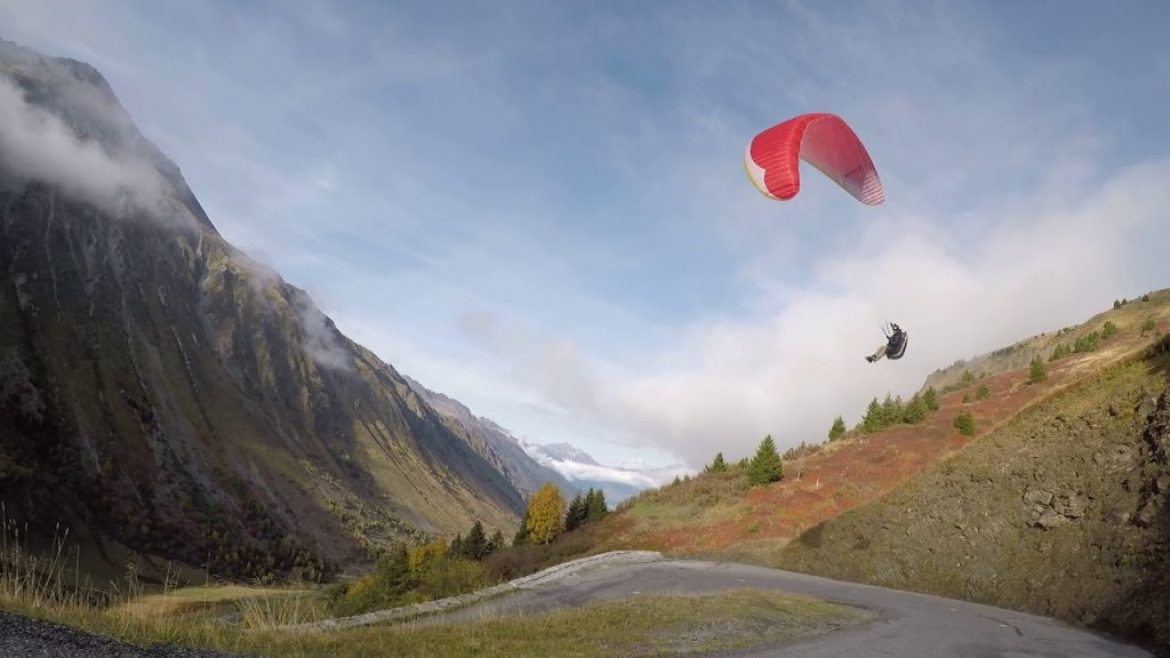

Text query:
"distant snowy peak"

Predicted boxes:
[[519, 440, 691, 491], [532, 442, 600, 466]]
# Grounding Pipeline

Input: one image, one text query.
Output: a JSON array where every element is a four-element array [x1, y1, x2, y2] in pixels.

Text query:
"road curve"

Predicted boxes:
[[424, 557, 1150, 657]]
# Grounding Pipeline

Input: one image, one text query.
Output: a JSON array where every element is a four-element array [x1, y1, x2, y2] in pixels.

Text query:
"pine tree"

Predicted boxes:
[[862, 398, 883, 433], [586, 489, 608, 522], [486, 530, 505, 556], [922, 386, 940, 412], [828, 416, 847, 441], [375, 543, 415, 596], [448, 534, 464, 558], [564, 492, 587, 532], [747, 435, 783, 486], [525, 482, 565, 544], [902, 394, 927, 424], [879, 394, 899, 426], [463, 521, 489, 560], [704, 452, 729, 474]]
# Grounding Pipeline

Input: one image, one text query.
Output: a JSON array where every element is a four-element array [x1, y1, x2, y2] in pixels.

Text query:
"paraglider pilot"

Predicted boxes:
[[866, 323, 908, 363]]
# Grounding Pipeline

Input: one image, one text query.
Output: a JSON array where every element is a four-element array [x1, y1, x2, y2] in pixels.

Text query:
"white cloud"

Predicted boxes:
[[602, 160, 1170, 466], [0, 68, 179, 222]]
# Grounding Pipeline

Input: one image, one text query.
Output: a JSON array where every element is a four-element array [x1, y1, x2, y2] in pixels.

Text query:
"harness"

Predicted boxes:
[[881, 323, 909, 360], [887, 331, 909, 360]]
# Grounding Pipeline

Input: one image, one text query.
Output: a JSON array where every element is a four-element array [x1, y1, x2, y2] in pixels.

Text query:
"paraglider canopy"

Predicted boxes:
[[744, 112, 884, 205]]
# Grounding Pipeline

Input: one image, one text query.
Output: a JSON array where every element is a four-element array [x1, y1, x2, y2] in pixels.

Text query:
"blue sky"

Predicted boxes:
[[4, 0, 1170, 470]]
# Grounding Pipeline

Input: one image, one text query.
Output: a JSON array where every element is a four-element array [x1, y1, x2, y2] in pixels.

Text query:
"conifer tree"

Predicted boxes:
[[747, 435, 783, 486], [486, 530, 505, 556], [704, 452, 729, 473], [564, 492, 587, 532], [586, 489, 608, 522], [922, 387, 940, 412], [463, 521, 488, 560], [862, 398, 883, 433], [903, 394, 927, 424], [828, 416, 847, 441]]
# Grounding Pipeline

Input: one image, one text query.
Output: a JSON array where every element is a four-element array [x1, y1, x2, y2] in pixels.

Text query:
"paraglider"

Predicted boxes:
[[866, 323, 908, 363], [744, 112, 883, 205]]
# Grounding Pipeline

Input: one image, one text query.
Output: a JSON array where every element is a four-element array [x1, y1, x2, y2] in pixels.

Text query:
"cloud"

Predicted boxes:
[[0, 70, 175, 217], [602, 160, 1170, 467], [291, 289, 354, 372]]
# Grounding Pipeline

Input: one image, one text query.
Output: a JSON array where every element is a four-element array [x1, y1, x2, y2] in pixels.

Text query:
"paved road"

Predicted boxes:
[[425, 558, 1150, 657]]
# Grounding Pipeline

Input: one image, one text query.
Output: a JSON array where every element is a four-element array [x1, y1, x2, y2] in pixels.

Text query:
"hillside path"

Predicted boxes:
[[424, 555, 1150, 657]]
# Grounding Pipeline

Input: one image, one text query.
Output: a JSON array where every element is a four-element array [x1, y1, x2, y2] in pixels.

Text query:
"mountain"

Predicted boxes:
[[0, 39, 524, 582], [530, 442, 600, 466], [520, 441, 689, 504], [402, 376, 578, 500]]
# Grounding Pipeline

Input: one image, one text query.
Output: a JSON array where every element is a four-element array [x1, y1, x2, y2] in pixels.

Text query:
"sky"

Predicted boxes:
[[3, 0, 1170, 471]]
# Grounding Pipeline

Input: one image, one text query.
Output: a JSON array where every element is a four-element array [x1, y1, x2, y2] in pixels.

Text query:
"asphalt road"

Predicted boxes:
[[425, 558, 1151, 657]]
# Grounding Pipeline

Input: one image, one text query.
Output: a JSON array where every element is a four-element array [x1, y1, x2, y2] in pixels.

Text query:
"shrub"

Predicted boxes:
[[1049, 344, 1069, 362], [414, 556, 486, 600], [976, 384, 989, 400], [962, 393, 971, 404], [1113, 299, 1122, 310], [1029, 356, 1047, 384], [1102, 321, 1118, 339], [953, 411, 976, 436], [1073, 331, 1100, 353], [1141, 317, 1157, 336], [1141, 294, 1151, 302]]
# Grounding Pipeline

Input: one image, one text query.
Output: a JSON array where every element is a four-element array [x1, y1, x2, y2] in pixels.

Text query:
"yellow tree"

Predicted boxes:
[[525, 482, 565, 544]]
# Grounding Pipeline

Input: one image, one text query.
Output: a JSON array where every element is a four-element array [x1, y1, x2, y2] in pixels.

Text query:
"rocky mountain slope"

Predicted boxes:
[[403, 375, 578, 499], [0, 39, 524, 582]]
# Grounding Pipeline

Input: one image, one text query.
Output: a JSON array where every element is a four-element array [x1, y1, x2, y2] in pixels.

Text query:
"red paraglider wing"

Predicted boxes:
[[744, 112, 883, 205]]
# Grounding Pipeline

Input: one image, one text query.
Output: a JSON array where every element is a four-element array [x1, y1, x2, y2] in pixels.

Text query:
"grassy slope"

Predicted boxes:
[[2, 590, 871, 658], [777, 344, 1170, 651], [598, 293, 1170, 563]]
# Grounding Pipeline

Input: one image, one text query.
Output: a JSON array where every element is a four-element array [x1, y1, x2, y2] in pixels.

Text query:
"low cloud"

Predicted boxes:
[[0, 69, 171, 218], [291, 289, 354, 372]]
